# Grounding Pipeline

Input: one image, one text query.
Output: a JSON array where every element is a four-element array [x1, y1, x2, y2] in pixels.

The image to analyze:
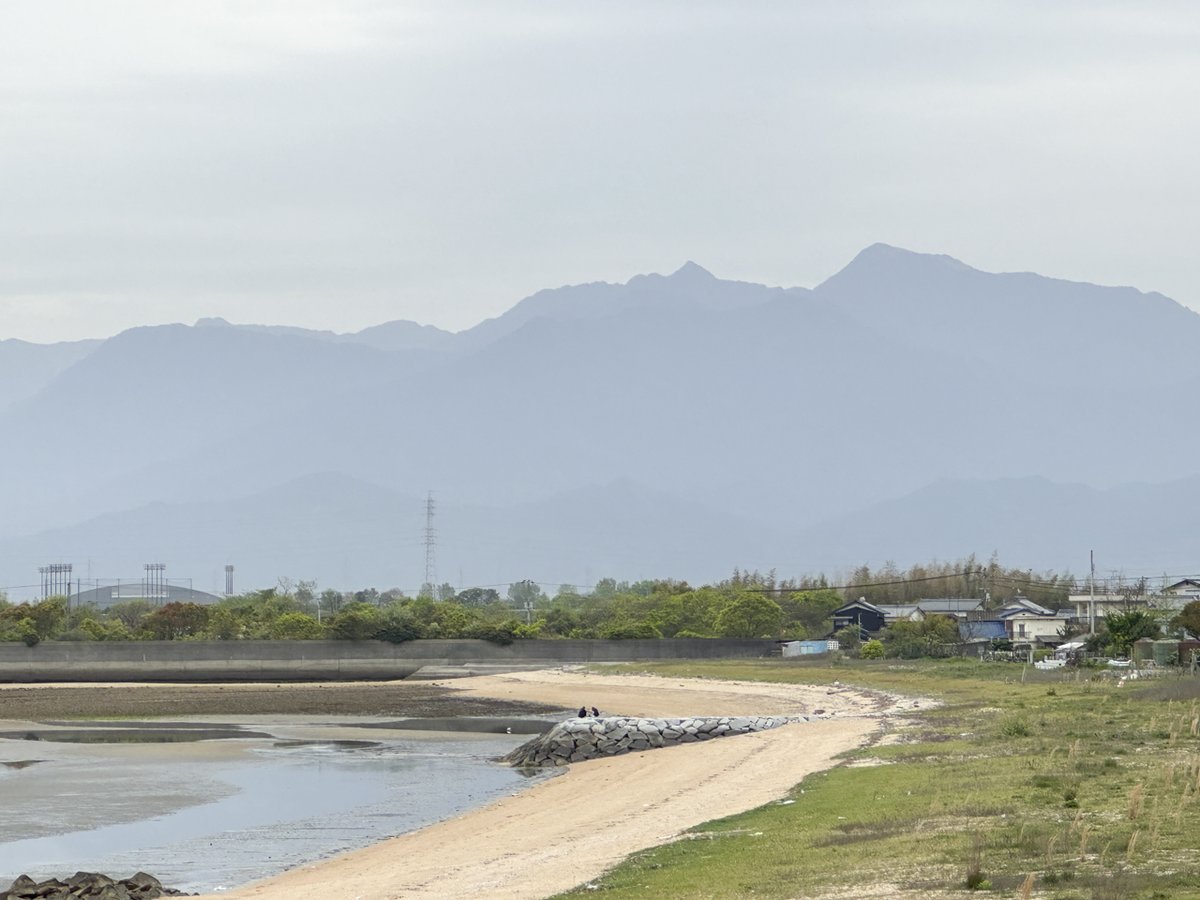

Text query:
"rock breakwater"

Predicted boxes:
[[504, 715, 804, 767], [2, 871, 189, 900]]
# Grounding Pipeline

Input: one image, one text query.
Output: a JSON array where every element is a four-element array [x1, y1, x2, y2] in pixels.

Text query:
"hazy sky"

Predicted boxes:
[[2, 1, 1198, 343]]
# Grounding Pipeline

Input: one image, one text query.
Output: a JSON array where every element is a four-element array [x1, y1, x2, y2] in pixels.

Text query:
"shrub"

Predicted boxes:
[[374, 612, 422, 644], [1000, 716, 1031, 737], [860, 639, 885, 659], [270, 612, 325, 640], [463, 620, 522, 645], [0, 618, 42, 646], [327, 603, 383, 641], [57, 627, 97, 642]]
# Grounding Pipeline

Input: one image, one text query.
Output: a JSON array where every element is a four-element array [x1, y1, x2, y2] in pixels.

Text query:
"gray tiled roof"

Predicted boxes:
[[916, 598, 984, 613]]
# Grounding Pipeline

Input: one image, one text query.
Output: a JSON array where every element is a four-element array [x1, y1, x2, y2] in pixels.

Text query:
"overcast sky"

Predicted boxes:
[[2, 1, 1198, 343]]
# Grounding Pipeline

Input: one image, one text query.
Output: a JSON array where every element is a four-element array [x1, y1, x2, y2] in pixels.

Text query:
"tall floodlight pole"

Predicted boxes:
[[144, 563, 166, 605], [424, 491, 437, 594], [40, 564, 72, 600]]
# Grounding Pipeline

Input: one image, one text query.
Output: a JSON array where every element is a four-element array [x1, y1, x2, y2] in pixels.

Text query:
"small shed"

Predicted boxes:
[[1152, 640, 1180, 666], [1132, 637, 1157, 664], [782, 639, 839, 657]]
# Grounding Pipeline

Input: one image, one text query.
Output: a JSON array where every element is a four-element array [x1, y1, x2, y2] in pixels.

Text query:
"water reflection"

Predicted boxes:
[[0, 728, 539, 892]]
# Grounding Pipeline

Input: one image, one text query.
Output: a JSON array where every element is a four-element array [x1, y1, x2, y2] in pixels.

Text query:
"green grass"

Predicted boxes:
[[554, 659, 1200, 899]]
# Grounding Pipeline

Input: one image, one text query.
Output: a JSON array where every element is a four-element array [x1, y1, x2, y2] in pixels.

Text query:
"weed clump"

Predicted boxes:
[[1001, 716, 1031, 737]]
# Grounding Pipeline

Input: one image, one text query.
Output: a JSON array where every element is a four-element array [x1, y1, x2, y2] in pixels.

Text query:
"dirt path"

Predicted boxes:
[[214, 670, 884, 900]]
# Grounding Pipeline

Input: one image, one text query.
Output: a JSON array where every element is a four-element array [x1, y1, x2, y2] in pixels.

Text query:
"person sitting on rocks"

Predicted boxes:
[[578, 705, 588, 717], [590, 706, 600, 717]]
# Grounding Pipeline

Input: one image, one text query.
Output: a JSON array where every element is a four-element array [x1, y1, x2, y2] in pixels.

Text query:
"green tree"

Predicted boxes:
[[270, 612, 324, 640], [591, 578, 619, 600], [27, 597, 68, 639], [458, 587, 501, 607], [375, 608, 422, 643], [881, 615, 961, 659], [142, 602, 211, 640], [77, 619, 108, 641], [319, 589, 345, 616], [540, 605, 581, 637], [714, 593, 784, 638], [295, 580, 317, 609], [100, 619, 133, 641], [205, 606, 244, 640], [327, 603, 382, 640], [1171, 601, 1200, 637], [507, 580, 545, 605], [109, 600, 154, 632], [781, 589, 844, 636], [353, 588, 380, 606], [1102, 608, 1162, 655]]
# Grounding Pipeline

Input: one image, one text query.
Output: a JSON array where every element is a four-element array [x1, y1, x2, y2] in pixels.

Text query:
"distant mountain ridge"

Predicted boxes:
[[1, 246, 1197, 595], [0, 337, 101, 414]]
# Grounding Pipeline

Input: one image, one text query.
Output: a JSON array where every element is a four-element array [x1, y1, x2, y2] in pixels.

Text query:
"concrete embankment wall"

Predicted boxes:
[[0, 638, 776, 683], [505, 714, 801, 766]]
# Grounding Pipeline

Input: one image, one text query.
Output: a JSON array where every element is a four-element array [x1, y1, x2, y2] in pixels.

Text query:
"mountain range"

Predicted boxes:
[[2, 244, 1197, 598]]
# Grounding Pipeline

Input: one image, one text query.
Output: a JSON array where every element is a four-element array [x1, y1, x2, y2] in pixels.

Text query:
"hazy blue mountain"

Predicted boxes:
[[0, 324, 433, 535], [2, 247, 1198, 594], [0, 473, 789, 593], [788, 475, 1200, 577], [456, 261, 807, 350], [195, 316, 456, 353], [816, 243, 1200, 388], [0, 337, 101, 414], [351, 319, 457, 353]]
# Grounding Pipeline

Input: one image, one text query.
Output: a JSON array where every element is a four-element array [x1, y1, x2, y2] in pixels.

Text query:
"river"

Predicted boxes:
[[0, 717, 548, 892]]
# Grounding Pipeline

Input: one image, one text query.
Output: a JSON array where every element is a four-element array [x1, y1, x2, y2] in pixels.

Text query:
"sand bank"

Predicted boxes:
[[216, 669, 887, 900]]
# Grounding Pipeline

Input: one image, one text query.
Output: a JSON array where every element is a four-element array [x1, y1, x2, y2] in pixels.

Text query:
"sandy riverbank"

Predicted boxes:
[[213, 669, 894, 900]]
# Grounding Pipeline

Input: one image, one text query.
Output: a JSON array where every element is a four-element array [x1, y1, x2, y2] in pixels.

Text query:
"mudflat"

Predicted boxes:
[[0, 680, 557, 720]]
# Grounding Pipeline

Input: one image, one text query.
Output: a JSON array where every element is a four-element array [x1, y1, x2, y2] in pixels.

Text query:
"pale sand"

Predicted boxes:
[[213, 669, 888, 900]]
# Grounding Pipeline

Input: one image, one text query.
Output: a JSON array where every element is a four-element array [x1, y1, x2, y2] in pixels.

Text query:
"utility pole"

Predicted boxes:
[[423, 491, 437, 595], [1089, 550, 1096, 635]]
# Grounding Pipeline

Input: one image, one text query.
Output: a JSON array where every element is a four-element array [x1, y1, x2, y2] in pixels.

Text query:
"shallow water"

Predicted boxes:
[[0, 721, 543, 892]]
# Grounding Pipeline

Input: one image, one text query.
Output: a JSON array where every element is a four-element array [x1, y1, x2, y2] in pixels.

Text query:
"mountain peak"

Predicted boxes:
[[817, 244, 977, 294], [850, 243, 973, 272], [668, 261, 716, 282]]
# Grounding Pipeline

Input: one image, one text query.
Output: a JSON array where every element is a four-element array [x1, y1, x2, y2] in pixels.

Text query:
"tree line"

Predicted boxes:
[[1, 557, 1192, 652]]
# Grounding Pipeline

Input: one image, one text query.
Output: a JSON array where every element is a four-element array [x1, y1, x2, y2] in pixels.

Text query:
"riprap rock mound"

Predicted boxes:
[[2, 871, 190, 900], [505, 714, 803, 767]]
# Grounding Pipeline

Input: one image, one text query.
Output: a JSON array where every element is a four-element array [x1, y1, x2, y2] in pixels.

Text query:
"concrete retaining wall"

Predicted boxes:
[[0, 638, 776, 683], [504, 714, 801, 766]]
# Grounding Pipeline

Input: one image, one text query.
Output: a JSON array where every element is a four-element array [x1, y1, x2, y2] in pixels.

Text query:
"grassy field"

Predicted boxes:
[[555, 659, 1200, 900]]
